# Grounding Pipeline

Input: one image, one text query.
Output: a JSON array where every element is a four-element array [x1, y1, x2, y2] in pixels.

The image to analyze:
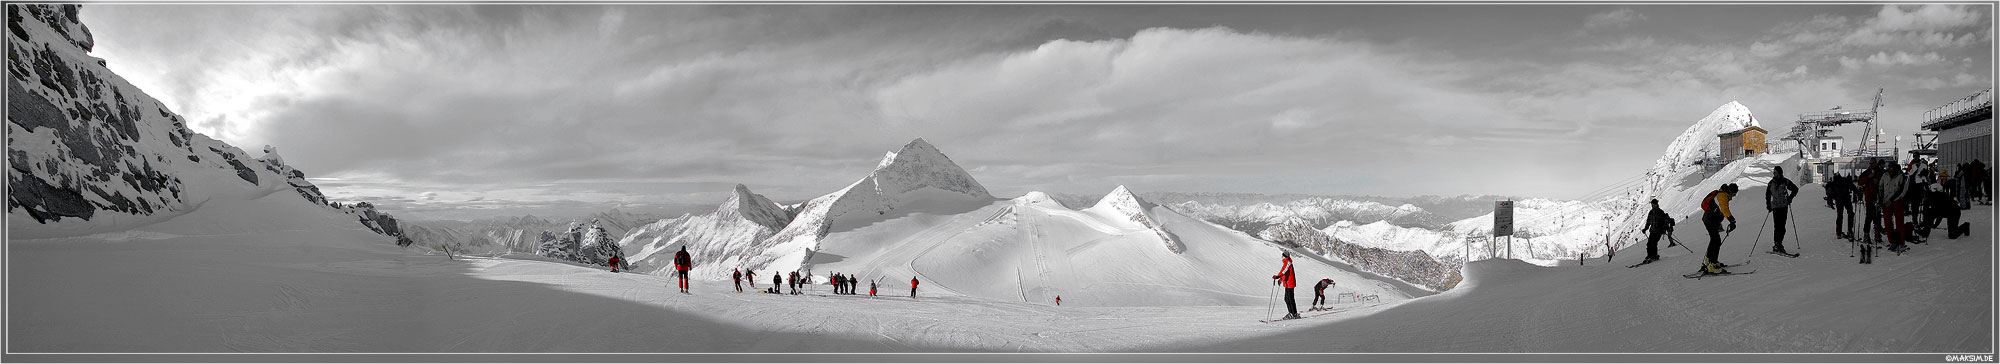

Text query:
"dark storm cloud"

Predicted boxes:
[[81, 4, 1991, 219]]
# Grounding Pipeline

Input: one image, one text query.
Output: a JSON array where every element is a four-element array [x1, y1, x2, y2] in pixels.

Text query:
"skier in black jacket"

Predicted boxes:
[[1767, 166, 1800, 255], [1641, 198, 1674, 263], [1827, 173, 1855, 240], [1311, 278, 1335, 311]]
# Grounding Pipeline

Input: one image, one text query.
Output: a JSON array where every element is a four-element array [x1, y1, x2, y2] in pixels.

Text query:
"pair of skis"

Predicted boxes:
[[1680, 250, 1806, 278]]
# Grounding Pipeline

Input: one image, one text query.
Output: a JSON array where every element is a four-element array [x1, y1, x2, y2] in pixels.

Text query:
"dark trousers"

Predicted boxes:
[[1833, 201, 1853, 237], [1312, 290, 1326, 306], [1925, 206, 1962, 238], [1283, 287, 1298, 316], [911, 286, 917, 298], [1703, 212, 1724, 264], [1645, 230, 1664, 259], [1771, 207, 1790, 251], [734, 280, 742, 292], [1864, 202, 1882, 243], [677, 270, 690, 290]]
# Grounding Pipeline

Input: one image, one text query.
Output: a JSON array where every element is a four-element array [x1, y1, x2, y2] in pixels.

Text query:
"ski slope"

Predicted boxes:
[[13, 176, 1985, 352], [1185, 157, 1993, 352]]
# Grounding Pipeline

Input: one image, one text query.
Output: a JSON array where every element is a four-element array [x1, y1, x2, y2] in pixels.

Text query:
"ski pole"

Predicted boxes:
[[1745, 212, 1771, 262], [1265, 278, 1278, 322], [1670, 235, 1697, 255]]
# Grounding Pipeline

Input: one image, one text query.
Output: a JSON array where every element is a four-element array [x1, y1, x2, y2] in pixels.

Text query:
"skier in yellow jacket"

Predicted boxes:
[[1700, 183, 1740, 274]]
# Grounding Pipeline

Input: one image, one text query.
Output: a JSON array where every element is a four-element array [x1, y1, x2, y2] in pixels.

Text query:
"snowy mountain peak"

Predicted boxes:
[[867, 138, 991, 198], [1014, 191, 1064, 208], [1093, 185, 1157, 214], [717, 184, 791, 231]]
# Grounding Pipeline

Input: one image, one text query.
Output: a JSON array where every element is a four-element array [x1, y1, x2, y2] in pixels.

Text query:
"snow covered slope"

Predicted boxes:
[[802, 185, 1427, 307], [615, 184, 795, 278], [6, 4, 409, 244], [1185, 172, 1991, 353]]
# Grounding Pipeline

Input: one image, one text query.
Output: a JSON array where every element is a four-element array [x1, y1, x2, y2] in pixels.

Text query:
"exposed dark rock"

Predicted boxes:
[[8, 171, 93, 223]]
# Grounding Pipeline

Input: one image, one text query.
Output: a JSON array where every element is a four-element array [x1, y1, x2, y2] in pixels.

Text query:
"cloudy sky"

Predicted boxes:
[[80, 3, 1990, 220]]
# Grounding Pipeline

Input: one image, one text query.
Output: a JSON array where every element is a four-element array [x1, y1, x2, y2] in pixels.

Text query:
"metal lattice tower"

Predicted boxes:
[[1787, 88, 1886, 159]]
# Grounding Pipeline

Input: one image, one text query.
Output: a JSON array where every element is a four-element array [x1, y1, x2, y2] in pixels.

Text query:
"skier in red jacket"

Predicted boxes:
[[732, 269, 743, 293], [910, 276, 920, 298], [1272, 252, 1299, 320], [607, 256, 622, 273], [673, 246, 693, 293]]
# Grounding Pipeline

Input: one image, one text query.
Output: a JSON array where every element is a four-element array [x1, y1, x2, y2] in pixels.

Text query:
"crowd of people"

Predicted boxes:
[[1823, 158, 1982, 264], [1619, 158, 1982, 275]]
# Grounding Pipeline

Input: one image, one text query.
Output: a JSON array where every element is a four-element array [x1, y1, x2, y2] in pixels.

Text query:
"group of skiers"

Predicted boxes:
[[658, 246, 921, 299], [1823, 158, 1982, 263], [1631, 158, 1983, 275], [1270, 252, 1345, 321]]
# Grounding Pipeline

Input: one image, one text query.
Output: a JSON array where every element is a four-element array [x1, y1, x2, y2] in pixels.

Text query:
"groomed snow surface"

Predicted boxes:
[[9, 160, 1990, 352]]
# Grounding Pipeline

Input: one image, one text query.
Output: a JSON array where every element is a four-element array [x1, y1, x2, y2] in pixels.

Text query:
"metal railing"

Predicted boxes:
[[1923, 88, 1993, 128]]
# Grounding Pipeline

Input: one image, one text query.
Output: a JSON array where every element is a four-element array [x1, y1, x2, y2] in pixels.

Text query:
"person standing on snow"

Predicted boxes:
[[1641, 198, 1674, 263], [607, 256, 623, 273], [1055, 295, 1062, 306], [1826, 173, 1855, 240], [746, 270, 757, 289], [1767, 166, 1800, 255], [788, 271, 800, 295], [1700, 183, 1740, 274], [673, 246, 693, 293], [771, 272, 783, 294], [1881, 165, 1910, 253], [1312, 278, 1335, 311], [910, 276, 920, 298], [732, 269, 743, 293], [869, 279, 877, 296], [1273, 252, 1299, 320]]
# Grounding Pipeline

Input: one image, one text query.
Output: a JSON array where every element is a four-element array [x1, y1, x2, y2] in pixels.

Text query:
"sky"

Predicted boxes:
[[79, 3, 1992, 221]]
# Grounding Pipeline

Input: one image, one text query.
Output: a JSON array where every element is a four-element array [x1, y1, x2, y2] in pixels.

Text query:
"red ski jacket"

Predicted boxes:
[[1273, 256, 1296, 288]]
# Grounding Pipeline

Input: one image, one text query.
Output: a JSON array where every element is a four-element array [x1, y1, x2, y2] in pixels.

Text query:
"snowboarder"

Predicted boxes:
[[1827, 173, 1855, 240], [1700, 183, 1739, 274], [1767, 166, 1800, 255], [1311, 278, 1335, 311], [607, 256, 623, 273], [732, 269, 743, 293], [1641, 198, 1673, 263], [1272, 252, 1299, 320], [910, 276, 920, 298], [673, 246, 693, 293]]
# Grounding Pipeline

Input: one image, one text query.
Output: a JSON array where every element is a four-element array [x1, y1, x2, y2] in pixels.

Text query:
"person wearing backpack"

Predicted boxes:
[[1641, 198, 1674, 263], [673, 246, 693, 293], [1766, 166, 1800, 255], [1700, 183, 1740, 274], [732, 269, 743, 293]]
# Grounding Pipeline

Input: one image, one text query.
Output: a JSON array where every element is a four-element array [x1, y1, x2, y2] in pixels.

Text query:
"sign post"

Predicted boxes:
[[1494, 200, 1514, 259]]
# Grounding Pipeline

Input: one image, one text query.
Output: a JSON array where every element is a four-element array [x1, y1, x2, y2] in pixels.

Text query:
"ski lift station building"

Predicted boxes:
[[1921, 88, 1993, 169], [1718, 126, 1769, 162]]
